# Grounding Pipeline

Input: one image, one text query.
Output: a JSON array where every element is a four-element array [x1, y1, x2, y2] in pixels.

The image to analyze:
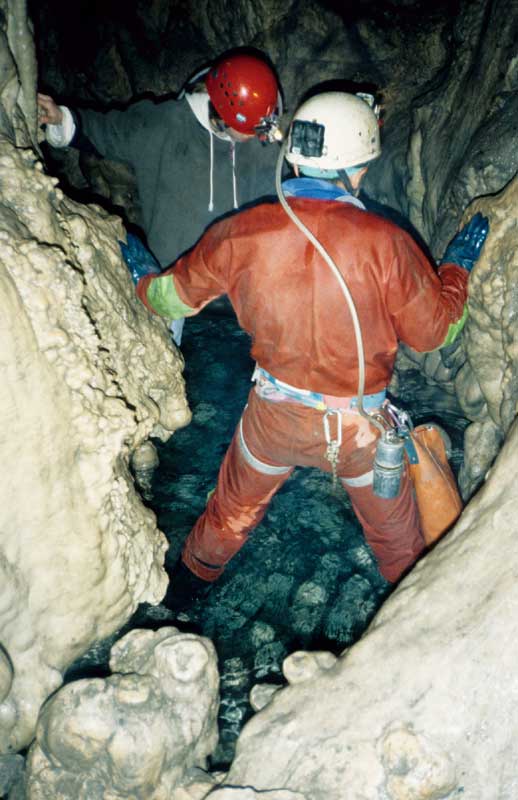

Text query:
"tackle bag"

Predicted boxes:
[[407, 424, 463, 547]]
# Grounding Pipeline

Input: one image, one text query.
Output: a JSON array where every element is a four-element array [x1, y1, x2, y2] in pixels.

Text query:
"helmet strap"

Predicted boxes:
[[338, 169, 359, 198]]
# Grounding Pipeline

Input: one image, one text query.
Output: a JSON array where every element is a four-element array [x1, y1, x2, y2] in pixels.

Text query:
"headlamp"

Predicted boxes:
[[255, 114, 283, 144]]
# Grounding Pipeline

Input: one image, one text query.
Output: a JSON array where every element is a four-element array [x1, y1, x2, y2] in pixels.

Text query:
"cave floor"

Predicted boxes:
[[66, 309, 469, 767]]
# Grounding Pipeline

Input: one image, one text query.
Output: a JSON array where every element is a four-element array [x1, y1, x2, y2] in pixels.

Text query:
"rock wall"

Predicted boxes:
[[406, 0, 518, 253], [394, 174, 518, 500], [455, 176, 518, 497], [388, 0, 518, 407], [0, 0, 191, 753]]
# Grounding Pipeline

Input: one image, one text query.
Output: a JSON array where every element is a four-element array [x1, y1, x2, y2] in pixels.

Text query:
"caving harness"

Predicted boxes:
[[252, 364, 387, 487]]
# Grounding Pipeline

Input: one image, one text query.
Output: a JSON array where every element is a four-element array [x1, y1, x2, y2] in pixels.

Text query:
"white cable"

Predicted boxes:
[[231, 142, 238, 209], [208, 129, 214, 212], [275, 142, 384, 435]]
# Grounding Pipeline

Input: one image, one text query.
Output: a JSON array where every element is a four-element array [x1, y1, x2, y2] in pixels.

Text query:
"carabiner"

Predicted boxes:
[[323, 409, 342, 447]]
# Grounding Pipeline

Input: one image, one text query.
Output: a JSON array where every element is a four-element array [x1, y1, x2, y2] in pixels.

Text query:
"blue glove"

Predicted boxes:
[[440, 212, 489, 272], [119, 232, 160, 286]]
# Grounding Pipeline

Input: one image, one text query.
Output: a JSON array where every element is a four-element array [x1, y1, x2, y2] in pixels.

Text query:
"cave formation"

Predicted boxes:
[[1, 0, 518, 798]]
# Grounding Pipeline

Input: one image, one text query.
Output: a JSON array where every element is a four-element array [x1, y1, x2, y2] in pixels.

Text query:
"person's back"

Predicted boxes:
[[183, 191, 464, 397], [38, 49, 284, 344], [38, 50, 283, 269], [67, 94, 281, 266]]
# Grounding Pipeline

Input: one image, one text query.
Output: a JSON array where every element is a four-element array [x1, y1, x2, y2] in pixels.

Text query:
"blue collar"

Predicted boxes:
[[281, 178, 365, 209]]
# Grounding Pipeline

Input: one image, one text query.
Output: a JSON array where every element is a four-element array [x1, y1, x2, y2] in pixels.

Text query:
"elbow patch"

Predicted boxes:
[[440, 304, 469, 348], [146, 275, 196, 319]]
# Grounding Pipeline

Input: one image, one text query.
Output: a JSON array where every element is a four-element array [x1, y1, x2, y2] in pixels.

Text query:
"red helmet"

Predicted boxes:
[[205, 53, 279, 135]]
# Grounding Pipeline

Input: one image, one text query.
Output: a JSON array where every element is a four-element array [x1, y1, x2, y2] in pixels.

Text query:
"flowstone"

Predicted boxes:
[[24, 628, 220, 799], [456, 175, 518, 497], [0, 124, 190, 750]]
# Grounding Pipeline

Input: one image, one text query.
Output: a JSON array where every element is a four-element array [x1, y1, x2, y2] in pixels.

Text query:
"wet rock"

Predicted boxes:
[[0, 754, 25, 798], [249, 622, 276, 649], [324, 575, 379, 644], [253, 642, 287, 680], [289, 581, 328, 640], [261, 573, 296, 616], [220, 657, 249, 690]]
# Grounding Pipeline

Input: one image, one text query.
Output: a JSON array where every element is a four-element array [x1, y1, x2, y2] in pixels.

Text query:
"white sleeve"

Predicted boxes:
[[45, 105, 76, 148]]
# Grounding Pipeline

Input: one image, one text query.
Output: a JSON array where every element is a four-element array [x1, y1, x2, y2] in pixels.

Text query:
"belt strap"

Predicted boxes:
[[253, 365, 386, 412]]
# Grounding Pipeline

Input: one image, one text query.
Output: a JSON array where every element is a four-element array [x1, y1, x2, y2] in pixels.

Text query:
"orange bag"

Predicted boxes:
[[407, 424, 463, 547]]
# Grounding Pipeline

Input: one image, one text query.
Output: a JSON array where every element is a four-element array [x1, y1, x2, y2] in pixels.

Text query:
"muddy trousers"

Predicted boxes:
[[181, 390, 425, 584]]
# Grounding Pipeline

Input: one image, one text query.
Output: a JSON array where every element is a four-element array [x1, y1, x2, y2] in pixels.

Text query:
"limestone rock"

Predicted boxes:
[[25, 628, 220, 799], [457, 418, 503, 499], [0, 646, 12, 704], [380, 724, 457, 799], [131, 439, 160, 498], [456, 175, 518, 497], [249, 684, 281, 712], [406, 0, 518, 253], [210, 789, 307, 799], [2, 0, 189, 757], [282, 650, 337, 686], [0, 104, 191, 756]]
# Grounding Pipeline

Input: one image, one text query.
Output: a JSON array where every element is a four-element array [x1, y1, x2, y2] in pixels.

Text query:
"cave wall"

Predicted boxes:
[[455, 176, 518, 496], [2, 0, 518, 794], [406, 0, 518, 253], [0, 0, 190, 752], [383, 0, 518, 453]]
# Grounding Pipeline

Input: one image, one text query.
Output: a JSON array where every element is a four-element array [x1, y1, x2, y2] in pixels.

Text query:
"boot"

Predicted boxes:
[[163, 559, 212, 613]]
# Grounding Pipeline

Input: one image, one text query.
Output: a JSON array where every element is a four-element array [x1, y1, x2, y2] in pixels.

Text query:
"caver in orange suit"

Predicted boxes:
[[137, 180, 468, 583]]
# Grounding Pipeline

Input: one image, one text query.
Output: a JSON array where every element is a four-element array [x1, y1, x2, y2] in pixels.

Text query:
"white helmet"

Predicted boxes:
[[286, 91, 381, 172]]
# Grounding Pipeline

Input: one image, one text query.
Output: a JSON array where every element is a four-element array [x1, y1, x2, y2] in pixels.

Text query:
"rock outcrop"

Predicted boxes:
[[0, 0, 190, 752], [24, 628, 220, 799]]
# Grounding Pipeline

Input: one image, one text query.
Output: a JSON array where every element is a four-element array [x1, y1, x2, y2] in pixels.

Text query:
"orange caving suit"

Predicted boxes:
[[137, 181, 468, 583]]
